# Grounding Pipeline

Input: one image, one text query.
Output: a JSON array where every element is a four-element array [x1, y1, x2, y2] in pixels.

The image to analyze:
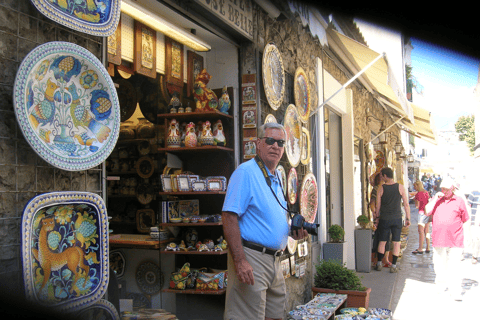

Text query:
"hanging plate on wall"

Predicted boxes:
[[135, 262, 163, 295], [287, 167, 298, 205], [276, 164, 287, 197], [300, 173, 318, 224], [294, 67, 311, 123], [13, 41, 120, 171], [264, 113, 277, 124], [21, 192, 109, 313], [301, 126, 311, 165], [284, 104, 302, 167], [262, 43, 285, 110], [30, 0, 121, 37]]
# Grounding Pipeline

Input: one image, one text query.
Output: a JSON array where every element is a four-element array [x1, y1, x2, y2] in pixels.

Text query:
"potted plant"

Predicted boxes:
[[355, 215, 374, 272], [312, 259, 371, 308], [322, 225, 347, 264]]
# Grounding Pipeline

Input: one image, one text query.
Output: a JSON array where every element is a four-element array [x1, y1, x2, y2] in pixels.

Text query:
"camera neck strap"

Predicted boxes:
[[254, 155, 295, 219]]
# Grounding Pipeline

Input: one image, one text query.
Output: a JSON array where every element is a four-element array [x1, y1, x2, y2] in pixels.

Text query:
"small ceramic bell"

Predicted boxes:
[[167, 119, 181, 148], [199, 120, 214, 146], [184, 122, 197, 148], [218, 85, 231, 114], [168, 91, 182, 113], [213, 119, 226, 146]]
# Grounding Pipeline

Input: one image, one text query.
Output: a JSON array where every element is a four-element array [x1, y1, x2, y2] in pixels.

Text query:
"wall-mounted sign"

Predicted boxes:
[[194, 0, 253, 40]]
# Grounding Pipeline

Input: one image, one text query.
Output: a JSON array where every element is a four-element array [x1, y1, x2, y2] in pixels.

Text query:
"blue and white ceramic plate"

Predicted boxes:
[[21, 192, 109, 312], [368, 308, 392, 317], [14, 41, 120, 171], [75, 299, 120, 320], [31, 0, 120, 37]]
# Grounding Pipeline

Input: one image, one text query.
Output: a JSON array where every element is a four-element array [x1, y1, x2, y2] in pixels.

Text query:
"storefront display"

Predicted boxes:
[[14, 41, 120, 171]]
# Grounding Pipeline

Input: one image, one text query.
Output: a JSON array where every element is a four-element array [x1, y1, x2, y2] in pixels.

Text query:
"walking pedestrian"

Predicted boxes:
[[373, 167, 411, 273], [412, 180, 431, 254], [425, 177, 469, 301], [222, 122, 308, 320], [370, 172, 392, 267]]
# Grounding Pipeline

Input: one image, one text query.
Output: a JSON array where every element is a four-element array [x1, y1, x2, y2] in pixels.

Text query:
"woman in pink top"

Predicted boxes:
[[425, 177, 469, 301], [412, 180, 431, 254]]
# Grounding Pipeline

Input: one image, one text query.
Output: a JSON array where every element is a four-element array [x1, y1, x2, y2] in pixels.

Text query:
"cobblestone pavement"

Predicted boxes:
[[391, 204, 480, 319]]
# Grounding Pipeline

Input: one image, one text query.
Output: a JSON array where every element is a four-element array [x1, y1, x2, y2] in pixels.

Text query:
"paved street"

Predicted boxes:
[[390, 204, 480, 319]]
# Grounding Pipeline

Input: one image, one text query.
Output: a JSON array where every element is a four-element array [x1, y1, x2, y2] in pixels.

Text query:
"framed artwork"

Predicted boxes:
[[161, 174, 172, 192], [165, 36, 184, 88], [107, 17, 121, 65], [134, 21, 156, 79], [192, 180, 207, 192], [136, 209, 156, 233], [187, 50, 204, 97], [289, 255, 296, 276], [177, 174, 191, 192]]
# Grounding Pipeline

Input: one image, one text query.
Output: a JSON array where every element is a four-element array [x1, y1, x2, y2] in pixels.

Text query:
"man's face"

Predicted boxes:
[[441, 186, 455, 198], [257, 128, 285, 168]]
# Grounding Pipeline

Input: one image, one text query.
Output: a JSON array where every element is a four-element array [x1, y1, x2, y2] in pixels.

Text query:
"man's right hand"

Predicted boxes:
[[234, 258, 255, 285]]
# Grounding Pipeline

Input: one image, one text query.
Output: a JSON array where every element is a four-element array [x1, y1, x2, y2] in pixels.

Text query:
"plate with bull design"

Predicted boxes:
[[13, 41, 120, 171]]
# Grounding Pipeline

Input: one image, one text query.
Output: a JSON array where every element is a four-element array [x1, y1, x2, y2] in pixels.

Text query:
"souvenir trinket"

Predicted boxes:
[[166, 242, 179, 251], [199, 120, 214, 146], [184, 122, 198, 148], [218, 85, 231, 114], [167, 119, 181, 148], [213, 119, 226, 146], [168, 91, 182, 113], [185, 228, 198, 247], [193, 69, 218, 111]]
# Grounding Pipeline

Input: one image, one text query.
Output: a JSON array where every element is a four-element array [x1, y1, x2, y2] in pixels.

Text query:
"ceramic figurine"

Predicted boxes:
[[218, 85, 231, 114], [198, 244, 209, 252], [180, 122, 187, 147], [185, 102, 192, 113], [167, 119, 181, 148], [179, 240, 187, 251], [199, 120, 214, 146], [185, 228, 198, 248], [213, 119, 226, 146], [204, 239, 215, 250], [184, 122, 198, 148], [193, 69, 218, 111], [166, 242, 179, 251], [168, 91, 182, 113]]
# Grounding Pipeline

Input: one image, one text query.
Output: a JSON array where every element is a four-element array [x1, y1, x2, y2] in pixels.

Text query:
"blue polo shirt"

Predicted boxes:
[[222, 159, 289, 250]]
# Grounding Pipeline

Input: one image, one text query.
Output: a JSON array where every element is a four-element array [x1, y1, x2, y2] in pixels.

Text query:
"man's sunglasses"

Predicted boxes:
[[262, 137, 285, 147]]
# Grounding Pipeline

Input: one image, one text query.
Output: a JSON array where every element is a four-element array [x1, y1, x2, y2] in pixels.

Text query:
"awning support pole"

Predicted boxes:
[[311, 52, 385, 116], [364, 115, 406, 146]]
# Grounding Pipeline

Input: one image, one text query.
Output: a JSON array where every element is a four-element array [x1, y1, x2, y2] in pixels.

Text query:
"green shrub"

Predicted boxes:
[[314, 259, 366, 291], [356, 215, 369, 228], [328, 224, 345, 243]]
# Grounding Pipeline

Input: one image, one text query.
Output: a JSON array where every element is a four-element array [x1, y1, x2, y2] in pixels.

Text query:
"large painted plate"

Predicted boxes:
[[294, 67, 310, 123], [262, 43, 285, 110], [287, 167, 298, 205], [21, 192, 109, 313], [300, 173, 318, 223], [301, 126, 311, 165], [14, 41, 120, 171], [76, 299, 120, 320], [136, 261, 163, 295], [30, 0, 121, 37], [284, 104, 302, 167], [276, 164, 287, 197]]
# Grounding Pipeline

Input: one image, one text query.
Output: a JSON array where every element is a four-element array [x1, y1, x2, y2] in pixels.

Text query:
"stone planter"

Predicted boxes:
[[322, 241, 347, 264], [355, 229, 373, 273], [312, 287, 371, 308]]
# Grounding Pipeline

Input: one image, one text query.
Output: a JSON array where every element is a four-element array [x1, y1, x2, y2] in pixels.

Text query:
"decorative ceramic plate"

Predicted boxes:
[[294, 67, 311, 123], [135, 262, 163, 295], [287, 167, 298, 205], [116, 78, 137, 122], [13, 41, 120, 171], [30, 0, 121, 37], [126, 292, 151, 309], [109, 250, 126, 279], [300, 173, 318, 223], [287, 236, 297, 254], [76, 299, 120, 320], [136, 156, 154, 179], [276, 165, 287, 197], [264, 113, 277, 124], [136, 183, 154, 205], [262, 43, 285, 110], [301, 126, 311, 165], [21, 192, 109, 312], [136, 209, 155, 233], [284, 104, 302, 167]]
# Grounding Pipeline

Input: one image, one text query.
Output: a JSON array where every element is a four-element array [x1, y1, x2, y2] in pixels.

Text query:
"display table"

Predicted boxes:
[[288, 293, 347, 320]]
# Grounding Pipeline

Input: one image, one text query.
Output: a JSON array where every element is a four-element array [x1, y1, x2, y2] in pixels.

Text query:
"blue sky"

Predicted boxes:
[[410, 38, 480, 130]]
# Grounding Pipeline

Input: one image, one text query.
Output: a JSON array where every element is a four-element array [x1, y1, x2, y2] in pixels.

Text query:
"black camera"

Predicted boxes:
[[291, 213, 319, 236]]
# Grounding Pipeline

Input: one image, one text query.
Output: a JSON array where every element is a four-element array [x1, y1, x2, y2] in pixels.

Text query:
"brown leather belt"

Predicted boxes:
[[242, 239, 283, 256]]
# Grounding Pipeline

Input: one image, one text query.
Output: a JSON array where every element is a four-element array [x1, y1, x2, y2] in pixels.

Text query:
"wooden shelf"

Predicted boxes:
[[160, 249, 228, 255], [159, 222, 222, 227], [161, 288, 226, 295], [158, 110, 233, 120], [159, 191, 225, 195], [158, 146, 233, 153], [109, 234, 174, 250]]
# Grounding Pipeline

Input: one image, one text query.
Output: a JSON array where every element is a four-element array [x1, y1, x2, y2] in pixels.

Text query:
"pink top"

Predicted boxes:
[[430, 195, 469, 248], [414, 191, 430, 214]]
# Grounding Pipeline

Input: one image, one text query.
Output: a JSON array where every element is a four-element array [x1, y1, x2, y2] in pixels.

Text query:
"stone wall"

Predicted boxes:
[[0, 0, 103, 292]]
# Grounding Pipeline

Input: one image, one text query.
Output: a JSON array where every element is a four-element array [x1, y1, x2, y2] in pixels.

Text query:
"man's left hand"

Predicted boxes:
[[292, 228, 308, 240]]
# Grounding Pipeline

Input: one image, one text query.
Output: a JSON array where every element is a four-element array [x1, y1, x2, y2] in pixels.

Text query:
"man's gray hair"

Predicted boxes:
[[258, 122, 286, 138]]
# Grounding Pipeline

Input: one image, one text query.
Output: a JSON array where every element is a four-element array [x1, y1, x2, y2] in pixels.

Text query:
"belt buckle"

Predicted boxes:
[[274, 250, 283, 257]]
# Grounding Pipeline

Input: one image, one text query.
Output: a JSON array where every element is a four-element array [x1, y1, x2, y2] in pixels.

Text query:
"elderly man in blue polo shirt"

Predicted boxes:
[[222, 122, 308, 320]]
